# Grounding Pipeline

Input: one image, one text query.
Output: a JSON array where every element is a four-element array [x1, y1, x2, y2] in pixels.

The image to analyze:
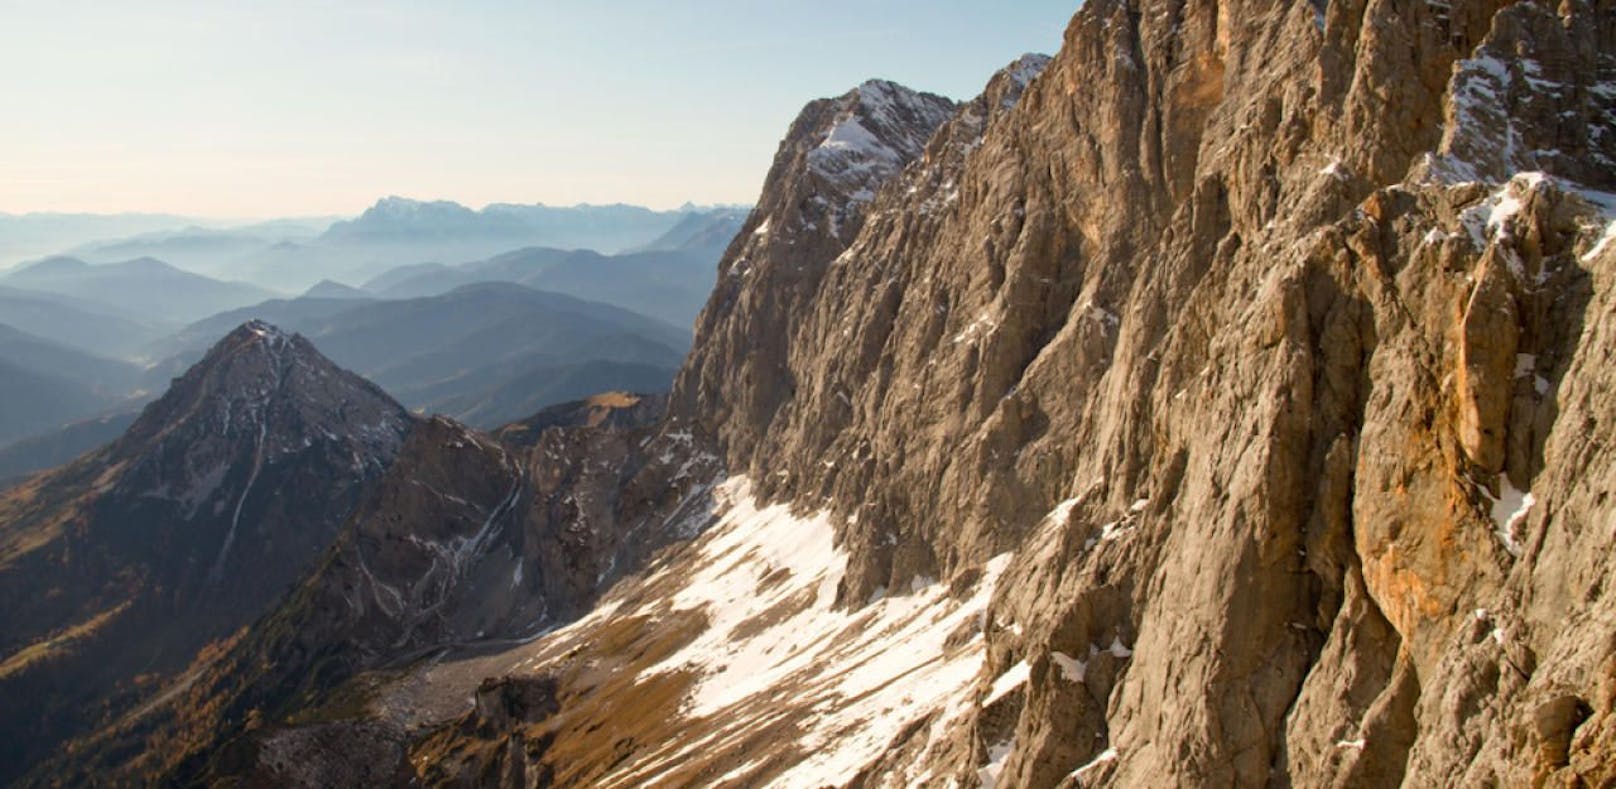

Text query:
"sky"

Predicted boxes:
[[0, 1, 1077, 219]]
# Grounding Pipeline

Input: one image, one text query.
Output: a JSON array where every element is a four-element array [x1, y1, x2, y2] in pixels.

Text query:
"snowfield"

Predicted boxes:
[[397, 476, 1017, 787], [603, 476, 1012, 788]]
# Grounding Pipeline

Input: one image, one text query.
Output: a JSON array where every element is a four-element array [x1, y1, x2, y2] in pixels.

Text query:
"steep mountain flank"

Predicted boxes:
[[388, 0, 1616, 784], [0, 321, 411, 782], [672, 78, 957, 456], [662, 0, 1616, 784], [35, 391, 719, 785]]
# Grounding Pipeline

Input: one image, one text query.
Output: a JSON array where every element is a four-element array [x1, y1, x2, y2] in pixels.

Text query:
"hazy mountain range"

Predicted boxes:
[[362, 207, 745, 325], [0, 212, 273, 271], [6, 198, 743, 293], [0, 197, 738, 482], [0, 323, 142, 446]]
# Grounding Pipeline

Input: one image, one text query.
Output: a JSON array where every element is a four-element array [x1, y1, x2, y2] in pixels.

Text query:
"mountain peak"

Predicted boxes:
[[299, 279, 371, 300], [118, 256, 176, 272], [0, 319, 415, 777], [9, 255, 89, 278], [126, 320, 406, 467], [1005, 52, 1052, 86], [807, 80, 957, 204], [368, 195, 469, 214], [206, 319, 299, 362]]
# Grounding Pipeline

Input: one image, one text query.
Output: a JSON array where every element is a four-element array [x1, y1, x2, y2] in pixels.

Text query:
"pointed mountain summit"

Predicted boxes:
[[672, 60, 1036, 468], [0, 320, 411, 783]]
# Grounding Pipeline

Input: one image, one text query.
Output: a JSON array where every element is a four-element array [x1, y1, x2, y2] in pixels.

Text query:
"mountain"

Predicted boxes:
[[69, 228, 294, 278], [323, 198, 688, 253], [143, 295, 378, 366], [627, 206, 749, 253], [149, 284, 691, 428], [64, 219, 339, 280], [0, 323, 144, 445], [357, 260, 453, 293], [0, 285, 177, 359], [406, 358, 679, 429], [0, 212, 211, 271], [0, 322, 142, 396], [362, 207, 750, 327], [0, 360, 114, 450], [2, 256, 279, 324], [0, 321, 412, 783], [300, 279, 373, 300], [304, 284, 690, 427], [17, 0, 1616, 786], [234, 199, 706, 291], [24, 389, 713, 786]]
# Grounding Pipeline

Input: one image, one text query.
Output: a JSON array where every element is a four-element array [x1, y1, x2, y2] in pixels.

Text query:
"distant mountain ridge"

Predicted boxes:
[[323, 197, 690, 246], [2, 256, 277, 324], [235, 198, 742, 292], [0, 212, 231, 271], [146, 283, 691, 428], [361, 206, 745, 327], [0, 323, 144, 446]]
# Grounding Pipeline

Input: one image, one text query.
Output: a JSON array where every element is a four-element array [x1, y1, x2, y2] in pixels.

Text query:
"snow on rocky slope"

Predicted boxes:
[[390, 476, 1015, 787]]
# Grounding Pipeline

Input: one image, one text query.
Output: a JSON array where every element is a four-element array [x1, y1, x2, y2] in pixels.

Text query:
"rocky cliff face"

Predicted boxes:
[[394, 0, 1616, 784], [0, 320, 411, 782], [672, 78, 957, 463], [659, 0, 1616, 784]]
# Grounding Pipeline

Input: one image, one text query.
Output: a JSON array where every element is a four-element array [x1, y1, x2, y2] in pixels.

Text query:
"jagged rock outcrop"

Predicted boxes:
[[0, 320, 411, 782], [671, 78, 957, 463], [652, 0, 1616, 784], [408, 0, 1616, 784]]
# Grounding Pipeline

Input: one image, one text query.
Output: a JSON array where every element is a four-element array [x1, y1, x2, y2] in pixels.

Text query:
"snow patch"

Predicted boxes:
[[952, 310, 1001, 344], [979, 738, 1015, 788], [1070, 748, 1118, 781], [1051, 650, 1086, 683], [1459, 172, 1547, 249], [984, 660, 1031, 706], [1107, 635, 1133, 659], [1488, 478, 1533, 557], [1046, 496, 1082, 525], [613, 477, 1015, 788], [1514, 353, 1537, 378], [1584, 220, 1616, 263]]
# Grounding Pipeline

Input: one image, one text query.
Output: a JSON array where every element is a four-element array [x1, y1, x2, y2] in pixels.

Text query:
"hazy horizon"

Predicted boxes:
[[2, 1, 1074, 220]]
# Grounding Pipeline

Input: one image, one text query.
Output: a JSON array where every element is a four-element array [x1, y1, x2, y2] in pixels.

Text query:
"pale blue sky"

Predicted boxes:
[[0, 1, 1076, 218]]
